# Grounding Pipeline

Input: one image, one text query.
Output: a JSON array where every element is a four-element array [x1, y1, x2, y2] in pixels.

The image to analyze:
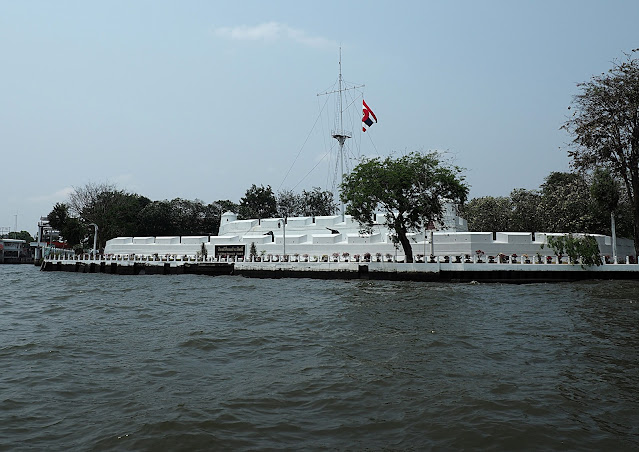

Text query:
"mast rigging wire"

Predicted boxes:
[[278, 93, 331, 191]]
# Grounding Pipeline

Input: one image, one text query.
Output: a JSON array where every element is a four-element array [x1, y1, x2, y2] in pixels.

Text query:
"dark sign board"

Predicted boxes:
[[215, 244, 245, 258]]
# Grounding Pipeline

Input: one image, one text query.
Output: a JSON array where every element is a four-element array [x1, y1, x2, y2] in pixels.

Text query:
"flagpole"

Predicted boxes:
[[317, 48, 363, 223], [338, 49, 345, 222]]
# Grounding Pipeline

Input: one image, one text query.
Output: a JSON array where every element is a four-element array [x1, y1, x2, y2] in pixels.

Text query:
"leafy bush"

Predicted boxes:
[[543, 234, 601, 268]]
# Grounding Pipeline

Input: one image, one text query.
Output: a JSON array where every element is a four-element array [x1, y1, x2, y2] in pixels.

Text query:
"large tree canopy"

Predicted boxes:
[[47, 202, 86, 247], [137, 198, 221, 237], [276, 189, 304, 219], [538, 172, 597, 234], [1, 230, 35, 242], [275, 187, 338, 219], [47, 181, 339, 251], [238, 184, 277, 220], [340, 152, 468, 263], [54, 183, 152, 249], [462, 196, 513, 232], [301, 187, 338, 217], [462, 171, 633, 237], [562, 52, 639, 255]]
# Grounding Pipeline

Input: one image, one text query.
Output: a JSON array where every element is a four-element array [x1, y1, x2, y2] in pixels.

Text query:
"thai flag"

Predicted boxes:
[[362, 100, 377, 132]]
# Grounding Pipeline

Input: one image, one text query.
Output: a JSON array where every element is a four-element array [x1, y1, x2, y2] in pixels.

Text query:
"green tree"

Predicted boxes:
[[201, 202, 223, 235], [167, 198, 205, 235], [214, 199, 239, 215], [463, 170, 635, 237], [562, 52, 639, 255], [463, 196, 511, 232], [538, 172, 598, 234], [137, 200, 175, 236], [589, 168, 635, 238], [90, 191, 150, 247], [4, 231, 35, 242], [544, 234, 602, 268], [509, 188, 543, 232], [47, 202, 69, 231], [63, 218, 87, 248], [47, 202, 86, 247], [275, 187, 338, 218], [341, 152, 468, 263], [238, 184, 277, 220], [276, 189, 304, 218], [137, 198, 222, 236], [591, 168, 620, 213], [65, 183, 150, 247], [302, 187, 338, 216], [68, 182, 118, 218]]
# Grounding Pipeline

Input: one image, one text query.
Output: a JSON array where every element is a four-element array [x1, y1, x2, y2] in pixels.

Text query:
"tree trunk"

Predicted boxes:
[[633, 212, 639, 259], [633, 179, 639, 259], [397, 228, 414, 263]]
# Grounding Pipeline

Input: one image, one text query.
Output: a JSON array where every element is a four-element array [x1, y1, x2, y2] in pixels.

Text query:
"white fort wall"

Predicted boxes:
[[104, 211, 635, 261]]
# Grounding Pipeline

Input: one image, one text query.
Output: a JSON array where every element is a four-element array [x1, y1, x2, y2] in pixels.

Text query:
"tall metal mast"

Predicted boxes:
[[318, 48, 363, 222]]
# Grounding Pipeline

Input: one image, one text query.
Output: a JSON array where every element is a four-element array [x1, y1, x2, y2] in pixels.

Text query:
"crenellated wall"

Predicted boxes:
[[105, 211, 636, 261]]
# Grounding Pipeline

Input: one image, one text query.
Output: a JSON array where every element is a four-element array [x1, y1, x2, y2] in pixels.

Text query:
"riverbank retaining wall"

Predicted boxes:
[[41, 256, 639, 283]]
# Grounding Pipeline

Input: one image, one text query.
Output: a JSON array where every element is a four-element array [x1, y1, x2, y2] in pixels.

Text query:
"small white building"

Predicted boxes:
[[0, 239, 32, 264]]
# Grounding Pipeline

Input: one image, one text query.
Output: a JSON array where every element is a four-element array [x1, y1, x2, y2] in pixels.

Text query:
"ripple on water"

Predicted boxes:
[[1, 268, 638, 451]]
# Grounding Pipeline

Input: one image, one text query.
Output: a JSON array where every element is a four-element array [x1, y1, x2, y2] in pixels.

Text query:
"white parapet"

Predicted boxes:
[[314, 215, 341, 228], [496, 232, 533, 244], [108, 237, 133, 245], [286, 217, 313, 227], [155, 236, 181, 245], [260, 218, 283, 230], [242, 234, 273, 245], [347, 233, 382, 244], [132, 237, 155, 244], [210, 235, 239, 244], [275, 234, 308, 245], [312, 233, 342, 245], [181, 236, 209, 245]]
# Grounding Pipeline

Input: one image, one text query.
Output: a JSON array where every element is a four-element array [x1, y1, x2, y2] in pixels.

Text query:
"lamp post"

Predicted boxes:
[[278, 218, 286, 256], [424, 229, 426, 259], [611, 212, 617, 264], [430, 230, 434, 257], [89, 223, 98, 255]]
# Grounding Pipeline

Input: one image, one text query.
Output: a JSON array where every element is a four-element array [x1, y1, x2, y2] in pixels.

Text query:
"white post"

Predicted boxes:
[[429, 230, 434, 257], [36, 224, 41, 261], [423, 230, 426, 259], [89, 223, 98, 255], [611, 212, 618, 264], [279, 218, 286, 257]]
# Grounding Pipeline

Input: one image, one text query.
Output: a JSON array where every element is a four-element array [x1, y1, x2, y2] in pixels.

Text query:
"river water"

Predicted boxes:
[[1, 265, 638, 451]]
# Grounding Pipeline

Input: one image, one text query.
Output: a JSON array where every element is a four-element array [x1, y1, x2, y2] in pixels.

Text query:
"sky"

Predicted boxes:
[[1, 0, 638, 235]]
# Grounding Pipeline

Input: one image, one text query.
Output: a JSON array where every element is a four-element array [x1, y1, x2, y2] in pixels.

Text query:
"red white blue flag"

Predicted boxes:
[[362, 100, 377, 132]]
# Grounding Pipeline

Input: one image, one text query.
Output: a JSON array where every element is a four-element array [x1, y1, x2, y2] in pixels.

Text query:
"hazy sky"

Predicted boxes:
[[2, 0, 638, 235]]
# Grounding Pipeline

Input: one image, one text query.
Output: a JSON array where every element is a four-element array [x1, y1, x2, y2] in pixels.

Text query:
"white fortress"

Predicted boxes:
[[104, 206, 634, 262]]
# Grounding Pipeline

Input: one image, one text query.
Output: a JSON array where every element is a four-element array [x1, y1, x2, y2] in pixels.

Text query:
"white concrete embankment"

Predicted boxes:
[[41, 254, 639, 282]]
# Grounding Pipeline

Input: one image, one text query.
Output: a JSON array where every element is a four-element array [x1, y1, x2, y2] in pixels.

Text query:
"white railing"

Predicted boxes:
[[43, 253, 636, 265]]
